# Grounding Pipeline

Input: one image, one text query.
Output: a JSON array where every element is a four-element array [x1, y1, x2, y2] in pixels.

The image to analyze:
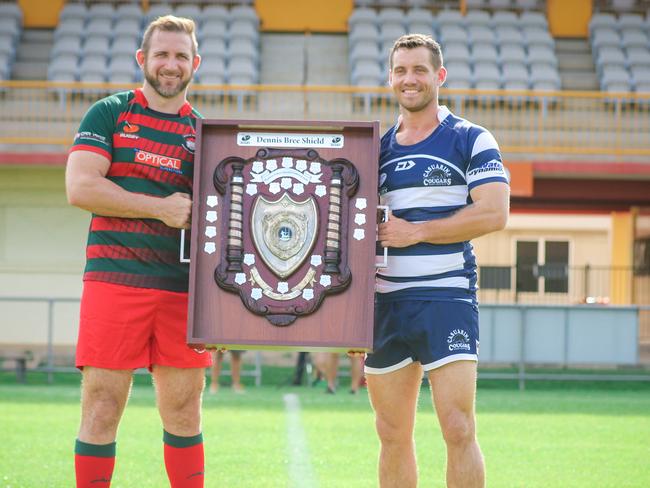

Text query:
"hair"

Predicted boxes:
[[141, 15, 198, 57], [389, 34, 443, 71]]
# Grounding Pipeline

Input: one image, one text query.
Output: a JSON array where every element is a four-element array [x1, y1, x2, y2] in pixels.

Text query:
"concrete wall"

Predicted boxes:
[[0, 167, 87, 349], [480, 305, 639, 365]]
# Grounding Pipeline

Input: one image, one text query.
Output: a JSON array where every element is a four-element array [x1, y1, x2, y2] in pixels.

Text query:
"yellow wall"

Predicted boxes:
[[18, 0, 65, 28], [255, 0, 353, 32], [610, 211, 634, 304], [547, 0, 592, 38]]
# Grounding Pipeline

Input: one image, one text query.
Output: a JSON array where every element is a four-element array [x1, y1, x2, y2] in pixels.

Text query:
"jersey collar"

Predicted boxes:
[[133, 88, 193, 117]]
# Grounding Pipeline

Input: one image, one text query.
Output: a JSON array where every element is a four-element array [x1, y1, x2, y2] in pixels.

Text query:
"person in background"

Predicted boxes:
[[313, 352, 364, 394], [209, 350, 245, 393]]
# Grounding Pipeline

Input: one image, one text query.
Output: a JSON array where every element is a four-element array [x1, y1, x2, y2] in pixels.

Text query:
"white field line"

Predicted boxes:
[[283, 393, 317, 488]]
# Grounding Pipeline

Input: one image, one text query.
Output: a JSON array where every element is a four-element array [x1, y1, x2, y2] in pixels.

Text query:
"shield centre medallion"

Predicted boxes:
[[251, 193, 318, 279]]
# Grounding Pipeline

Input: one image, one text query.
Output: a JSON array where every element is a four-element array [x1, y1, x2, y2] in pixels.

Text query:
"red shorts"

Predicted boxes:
[[76, 281, 212, 370]]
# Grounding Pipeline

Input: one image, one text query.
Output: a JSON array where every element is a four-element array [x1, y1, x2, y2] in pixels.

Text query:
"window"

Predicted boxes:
[[480, 266, 511, 290], [543, 241, 569, 292], [516, 239, 569, 294], [516, 241, 538, 292], [634, 238, 650, 276]]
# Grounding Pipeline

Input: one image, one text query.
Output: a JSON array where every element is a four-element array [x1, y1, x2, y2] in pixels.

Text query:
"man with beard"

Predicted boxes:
[[367, 34, 510, 488], [66, 16, 210, 487]]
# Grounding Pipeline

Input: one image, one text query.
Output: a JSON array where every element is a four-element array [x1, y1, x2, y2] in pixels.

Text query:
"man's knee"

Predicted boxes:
[[159, 386, 203, 432], [82, 393, 125, 434], [439, 410, 476, 447], [375, 415, 413, 446]]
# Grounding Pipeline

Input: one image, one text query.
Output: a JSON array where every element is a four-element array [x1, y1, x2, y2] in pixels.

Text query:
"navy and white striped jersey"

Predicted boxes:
[[376, 106, 509, 304]]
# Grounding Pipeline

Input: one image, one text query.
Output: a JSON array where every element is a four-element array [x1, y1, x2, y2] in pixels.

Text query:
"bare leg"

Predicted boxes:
[[428, 361, 484, 488], [324, 353, 339, 393], [311, 352, 328, 386], [78, 367, 133, 443], [209, 351, 223, 394], [349, 355, 363, 393], [230, 352, 244, 392], [153, 365, 205, 436], [366, 362, 422, 488]]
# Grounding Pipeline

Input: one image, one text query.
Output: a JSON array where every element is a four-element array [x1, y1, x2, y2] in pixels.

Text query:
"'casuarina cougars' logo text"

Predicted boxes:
[[423, 164, 452, 186], [447, 329, 471, 351]]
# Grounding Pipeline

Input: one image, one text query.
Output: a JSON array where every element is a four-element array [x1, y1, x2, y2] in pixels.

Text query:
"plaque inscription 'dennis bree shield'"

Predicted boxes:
[[187, 120, 380, 352]]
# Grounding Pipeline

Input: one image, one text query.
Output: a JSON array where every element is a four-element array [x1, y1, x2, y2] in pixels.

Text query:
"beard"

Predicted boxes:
[[398, 91, 435, 113], [143, 62, 193, 99]]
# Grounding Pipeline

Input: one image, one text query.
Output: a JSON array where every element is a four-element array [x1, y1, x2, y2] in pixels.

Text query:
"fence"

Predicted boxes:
[[0, 296, 262, 385], [1, 292, 649, 386], [477, 264, 650, 344], [1, 81, 650, 157], [479, 304, 650, 390]]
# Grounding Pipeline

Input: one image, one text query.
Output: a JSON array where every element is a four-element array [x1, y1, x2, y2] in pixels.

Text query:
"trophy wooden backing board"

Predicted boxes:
[[187, 120, 380, 352]]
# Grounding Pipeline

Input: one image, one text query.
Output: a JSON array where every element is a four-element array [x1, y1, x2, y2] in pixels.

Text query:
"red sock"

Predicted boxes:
[[74, 439, 115, 487], [163, 431, 204, 488]]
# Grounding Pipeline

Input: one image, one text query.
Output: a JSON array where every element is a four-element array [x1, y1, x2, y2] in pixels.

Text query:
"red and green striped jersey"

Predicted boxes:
[[70, 88, 201, 292]]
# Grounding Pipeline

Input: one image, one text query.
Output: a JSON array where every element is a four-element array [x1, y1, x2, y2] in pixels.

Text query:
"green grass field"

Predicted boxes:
[[1, 370, 649, 488]]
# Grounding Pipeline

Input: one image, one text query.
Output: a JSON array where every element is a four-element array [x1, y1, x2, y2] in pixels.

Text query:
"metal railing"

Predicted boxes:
[[477, 264, 650, 344], [1, 81, 650, 157], [478, 264, 650, 305], [0, 296, 262, 385]]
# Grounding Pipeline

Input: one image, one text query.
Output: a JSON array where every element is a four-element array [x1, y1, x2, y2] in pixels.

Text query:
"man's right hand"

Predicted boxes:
[[159, 192, 192, 229]]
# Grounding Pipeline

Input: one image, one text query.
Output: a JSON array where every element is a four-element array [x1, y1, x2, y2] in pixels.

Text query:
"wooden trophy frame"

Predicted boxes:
[[187, 120, 380, 352]]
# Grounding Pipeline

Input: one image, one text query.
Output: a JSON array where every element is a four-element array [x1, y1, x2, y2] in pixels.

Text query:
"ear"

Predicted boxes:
[[437, 66, 447, 86], [135, 49, 145, 68], [193, 54, 201, 72], [388, 68, 393, 87]]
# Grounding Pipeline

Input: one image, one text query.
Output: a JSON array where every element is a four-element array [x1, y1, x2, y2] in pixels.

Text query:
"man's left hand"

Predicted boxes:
[[378, 214, 421, 248]]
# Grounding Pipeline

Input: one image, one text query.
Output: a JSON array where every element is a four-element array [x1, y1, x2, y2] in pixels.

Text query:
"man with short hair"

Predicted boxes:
[[66, 16, 210, 487], [366, 33, 510, 488]]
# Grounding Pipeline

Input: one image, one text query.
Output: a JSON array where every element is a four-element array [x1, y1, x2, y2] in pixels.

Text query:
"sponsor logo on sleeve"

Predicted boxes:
[[134, 149, 182, 174], [74, 131, 107, 144], [466, 160, 505, 178]]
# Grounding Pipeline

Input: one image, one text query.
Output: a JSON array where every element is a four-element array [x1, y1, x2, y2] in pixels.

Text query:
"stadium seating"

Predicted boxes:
[[46, 2, 260, 85], [590, 11, 650, 92], [0, 2, 22, 80], [347, 6, 560, 90]]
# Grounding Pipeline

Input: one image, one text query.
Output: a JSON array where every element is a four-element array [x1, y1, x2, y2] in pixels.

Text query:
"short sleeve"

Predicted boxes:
[[69, 98, 116, 161], [465, 128, 509, 190]]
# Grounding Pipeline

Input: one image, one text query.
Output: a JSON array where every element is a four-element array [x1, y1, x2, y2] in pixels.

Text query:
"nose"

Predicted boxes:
[[402, 70, 418, 85]]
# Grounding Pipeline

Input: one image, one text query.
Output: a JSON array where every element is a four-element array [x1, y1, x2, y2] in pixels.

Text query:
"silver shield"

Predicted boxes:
[[251, 193, 318, 278]]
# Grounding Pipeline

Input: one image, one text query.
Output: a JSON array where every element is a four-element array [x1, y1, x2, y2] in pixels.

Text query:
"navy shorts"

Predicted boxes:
[[365, 299, 479, 374]]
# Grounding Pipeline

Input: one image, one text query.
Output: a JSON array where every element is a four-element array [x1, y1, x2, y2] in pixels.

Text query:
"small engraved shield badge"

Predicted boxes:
[[251, 194, 318, 279]]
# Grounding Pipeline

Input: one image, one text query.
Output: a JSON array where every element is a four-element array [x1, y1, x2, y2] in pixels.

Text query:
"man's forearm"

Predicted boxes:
[[415, 199, 508, 244], [67, 175, 165, 220]]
